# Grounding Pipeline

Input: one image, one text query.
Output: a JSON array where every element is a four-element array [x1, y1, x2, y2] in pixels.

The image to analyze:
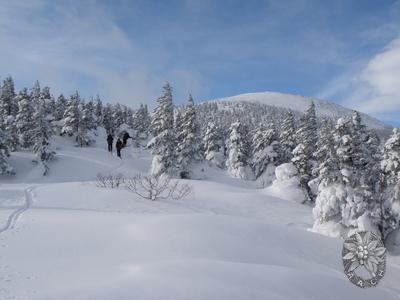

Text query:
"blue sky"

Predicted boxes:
[[0, 0, 400, 125]]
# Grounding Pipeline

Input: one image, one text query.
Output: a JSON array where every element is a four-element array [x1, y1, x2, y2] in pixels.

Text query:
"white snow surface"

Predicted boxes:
[[1, 135, 400, 299], [208, 91, 389, 130]]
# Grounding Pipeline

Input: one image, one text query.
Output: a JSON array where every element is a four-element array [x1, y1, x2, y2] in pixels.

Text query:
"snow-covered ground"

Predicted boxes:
[[1, 136, 400, 299]]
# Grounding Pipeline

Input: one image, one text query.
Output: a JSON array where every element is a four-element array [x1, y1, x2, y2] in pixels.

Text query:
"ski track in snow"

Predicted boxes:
[[0, 186, 34, 234]]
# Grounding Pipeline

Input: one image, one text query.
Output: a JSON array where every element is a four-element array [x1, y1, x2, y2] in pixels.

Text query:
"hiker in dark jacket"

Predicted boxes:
[[116, 138, 123, 158], [122, 132, 131, 147], [107, 134, 114, 153]]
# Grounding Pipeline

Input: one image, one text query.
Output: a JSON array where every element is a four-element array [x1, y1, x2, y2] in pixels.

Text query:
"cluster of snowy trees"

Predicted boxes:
[[0, 76, 150, 175], [148, 84, 400, 240], [3, 76, 400, 240]]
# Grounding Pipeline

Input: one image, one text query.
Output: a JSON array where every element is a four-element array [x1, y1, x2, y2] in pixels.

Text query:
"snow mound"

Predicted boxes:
[[264, 163, 307, 203]]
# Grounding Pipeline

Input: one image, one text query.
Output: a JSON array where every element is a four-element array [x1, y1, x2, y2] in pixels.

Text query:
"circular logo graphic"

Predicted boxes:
[[342, 231, 386, 288]]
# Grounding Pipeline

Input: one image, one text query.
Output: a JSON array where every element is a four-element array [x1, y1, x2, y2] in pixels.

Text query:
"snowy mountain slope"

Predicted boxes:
[[207, 91, 390, 130], [1, 137, 400, 299]]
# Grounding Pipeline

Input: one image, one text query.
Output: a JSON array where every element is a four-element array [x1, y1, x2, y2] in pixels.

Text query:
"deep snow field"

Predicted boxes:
[[1, 134, 400, 300]]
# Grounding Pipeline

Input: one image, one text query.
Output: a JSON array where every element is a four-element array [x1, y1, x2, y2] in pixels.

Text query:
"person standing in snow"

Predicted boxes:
[[116, 138, 123, 158], [122, 131, 131, 147], [107, 134, 114, 153]]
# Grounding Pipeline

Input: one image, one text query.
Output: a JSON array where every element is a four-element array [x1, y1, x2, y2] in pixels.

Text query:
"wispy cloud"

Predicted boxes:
[[0, 0, 204, 106], [319, 36, 400, 124]]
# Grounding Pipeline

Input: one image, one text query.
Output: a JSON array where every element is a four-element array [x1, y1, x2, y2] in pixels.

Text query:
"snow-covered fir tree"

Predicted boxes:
[[226, 121, 252, 179], [112, 103, 124, 130], [148, 83, 176, 177], [55, 94, 68, 121], [40, 86, 55, 120], [292, 101, 317, 201], [251, 122, 278, 179], [176, 94, 201, 178], [75, 101, 91, 147], [312, 119, 343, 233], [279, 111, 296, 163], [132, 104, 150, 139], [380, 128, 400, 237], [0, 77, 18, 150], [0, 128, 15, 175], [61, 92, 81, 136], [102, 103, 114, 134], [0, 76, 17, 126], [84, 100, 96, 131], [94, 95, 103, 127], [31, 99, 55, 176], [30, 80, 41, 107], [331, 117, 374, 233], [15, 88, 34, 149], [203, 121, 224, 167]]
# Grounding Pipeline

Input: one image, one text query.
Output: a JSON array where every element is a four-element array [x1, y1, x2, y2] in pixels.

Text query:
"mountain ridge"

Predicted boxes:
[[204, 91, 390, 130]]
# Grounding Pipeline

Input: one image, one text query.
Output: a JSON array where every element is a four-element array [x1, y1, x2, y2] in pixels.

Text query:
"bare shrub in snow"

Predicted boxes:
[[125, 174, 192, 201], [96, 173, 125, 188]]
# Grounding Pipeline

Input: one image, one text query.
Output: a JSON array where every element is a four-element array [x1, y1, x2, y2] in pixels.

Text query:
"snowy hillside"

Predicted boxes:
[[1, 135, 400, 299], [207, 91, 390, 130]]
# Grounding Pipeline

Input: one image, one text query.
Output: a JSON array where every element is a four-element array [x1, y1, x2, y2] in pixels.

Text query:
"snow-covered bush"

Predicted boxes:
[[96, 173, 125, 188], [125, 174, 192, 201]]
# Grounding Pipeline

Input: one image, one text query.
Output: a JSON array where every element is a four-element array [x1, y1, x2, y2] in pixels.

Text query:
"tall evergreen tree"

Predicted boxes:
[[251, 122, 278, 179], [0, 76, 17, 126], [292, 101, 317, 201], [149, 83, 176, 177], [55, 94, 68, 121], [0, 128, 15, 175], [94, 95, 103, 127], [226, 121, 252, 179], [112, 103, 124, 130], [176, 94, 201, 178], [15, 88, 34, 149], [312, 119, 343, 230], [380, 128, 400, 236], [102, 103, 114, 134], [61, 92, 81, 136], [75, 101, 91, 147], [279, 111, 296, 163], [32, 98, 55, 175], [203, 121, 224, 167]]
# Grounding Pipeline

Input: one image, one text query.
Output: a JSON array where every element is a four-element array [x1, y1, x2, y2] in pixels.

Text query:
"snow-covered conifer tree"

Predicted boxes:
[[380, 128, 400, 236], [149, 83, 176, 177], [112, 103, 124, 130], [15, 88, 34, 149], [312, 119, 344, 233], [226, 121, 252, 179], [61, 92, 80, 136], [279, 111, 296, 163], [102, 103, 114, 134], [75, 101, 91, 147], [251, 122, 278, 179], [292, 102, 317, 201], [0, 77, 18, 150], [203, 121, 224, 167], [0, 128, 15, 175], [55, 94, 68, 121], [94, 95, 103, 127], [176, 94, 201, 178], [0, 76, 17, 126], [31, 99, 55, 175]]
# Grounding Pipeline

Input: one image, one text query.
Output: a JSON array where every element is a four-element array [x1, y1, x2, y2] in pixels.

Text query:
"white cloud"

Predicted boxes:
[[0, 0, 204, 107], [319, 37, 400, 123]]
